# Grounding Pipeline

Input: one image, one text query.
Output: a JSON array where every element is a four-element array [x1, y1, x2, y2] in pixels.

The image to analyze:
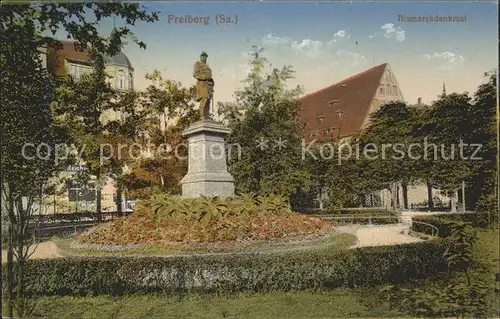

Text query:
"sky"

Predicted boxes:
[[75, 1, 498, 106]]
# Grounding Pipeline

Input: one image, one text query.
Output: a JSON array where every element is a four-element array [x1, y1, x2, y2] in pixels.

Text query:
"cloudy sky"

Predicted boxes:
[[81, 1, 497, 105]]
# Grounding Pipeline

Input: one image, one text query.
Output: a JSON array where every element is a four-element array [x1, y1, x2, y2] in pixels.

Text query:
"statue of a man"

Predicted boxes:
[[193, 51, 214, 119]]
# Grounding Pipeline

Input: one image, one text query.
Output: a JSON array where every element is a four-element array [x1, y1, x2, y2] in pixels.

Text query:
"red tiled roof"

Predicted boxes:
[[46, 40, 91, 75], [298, 63, 387, 142]]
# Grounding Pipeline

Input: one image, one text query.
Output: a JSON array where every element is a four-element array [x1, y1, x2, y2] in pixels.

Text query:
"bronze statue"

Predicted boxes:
[[193, 51, 214, 119]]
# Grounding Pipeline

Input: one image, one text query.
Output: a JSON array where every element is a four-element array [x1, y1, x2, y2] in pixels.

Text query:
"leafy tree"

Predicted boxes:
[[119, 71, 198, 199], [467, 72, 497, 216], [0, 3, 158, 317], [53, 50, 118, 220], [359, 102, 420, 209], [1, 3, 158, 56], [219, 46, 309, 198], [0, 20, 66, 318], [416, 93, 475, 211]]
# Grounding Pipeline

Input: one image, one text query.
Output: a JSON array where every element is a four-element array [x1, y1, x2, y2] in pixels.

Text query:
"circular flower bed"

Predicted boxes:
[[77, 194, 335, 247]]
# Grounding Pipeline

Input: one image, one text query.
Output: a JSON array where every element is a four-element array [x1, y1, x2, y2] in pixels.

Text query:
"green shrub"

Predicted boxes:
[[143, 193, 291, 224], [412, 212, 495, 237], [2, 239, 455, 297], [383, 217, 489, 318]]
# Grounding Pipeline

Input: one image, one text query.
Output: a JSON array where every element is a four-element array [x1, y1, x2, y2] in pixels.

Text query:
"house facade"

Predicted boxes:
[[297, 63, 450, 210], [42, 34, 136, 213]]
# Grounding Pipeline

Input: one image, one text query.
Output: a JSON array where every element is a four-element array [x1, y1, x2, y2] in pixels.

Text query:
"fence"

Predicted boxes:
[[32, 223, 99, 241], [30, 211, 132, 224], [2, 211, 132, 242], [316, 215, 401, 226]]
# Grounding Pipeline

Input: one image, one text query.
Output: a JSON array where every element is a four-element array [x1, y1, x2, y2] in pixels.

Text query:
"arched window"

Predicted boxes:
[[117, 70, 125, 90], [386, 84, 391, 96], [128, 72, 133, 90], [393, 86, 398, 96]]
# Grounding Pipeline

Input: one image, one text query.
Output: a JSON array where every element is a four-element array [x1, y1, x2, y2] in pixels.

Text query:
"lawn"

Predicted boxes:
[[4, 228, 498, 318], [19, 290, 406, 319]]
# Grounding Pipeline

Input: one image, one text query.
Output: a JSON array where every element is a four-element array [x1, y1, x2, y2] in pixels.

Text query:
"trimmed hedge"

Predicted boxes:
[[412, 212, 496, 237], [2, 239, 454, 296]]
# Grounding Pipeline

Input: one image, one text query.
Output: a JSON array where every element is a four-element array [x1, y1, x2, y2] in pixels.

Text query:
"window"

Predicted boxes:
[[129, 72, 133, 90], [75, 65, 81, 80], [386, 84, 391, 96], [68, 64, 77, 78], [117, 70, 125, 90], [317, 115, 325, 124], [335, 109, 343, 120], [379, 86, 385, 96], [393, 85, 397, 96], [327, 99, 340, 107]]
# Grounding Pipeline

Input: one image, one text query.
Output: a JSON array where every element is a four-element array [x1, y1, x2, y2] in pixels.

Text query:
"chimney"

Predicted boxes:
[[417, 97, 422, 106]]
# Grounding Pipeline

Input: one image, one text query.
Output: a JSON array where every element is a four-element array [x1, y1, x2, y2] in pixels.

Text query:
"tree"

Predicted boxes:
[[219, 46, 309, 198], [359, 102, 420, 210], [118, 71, 198, 199], [467, 71, 497, 216], [416, 93, 475, 211], [0, 3, 158, 317], [53, 50, 118, 220], [0, 21, 66, 318]]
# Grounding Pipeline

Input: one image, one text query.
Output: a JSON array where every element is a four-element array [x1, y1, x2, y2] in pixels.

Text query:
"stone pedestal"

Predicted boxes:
[[180, 119, 235, 198]]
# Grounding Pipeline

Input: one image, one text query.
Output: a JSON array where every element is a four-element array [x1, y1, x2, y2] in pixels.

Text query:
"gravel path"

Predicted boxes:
[[1, 224, 423, 261], [1, 241, 62, 263], [347, 224, 423, 248]]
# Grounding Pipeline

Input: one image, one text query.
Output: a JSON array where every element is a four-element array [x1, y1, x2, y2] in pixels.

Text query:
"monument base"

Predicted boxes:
[[180, 119, 235, 198], [181, 173, 235, 198]]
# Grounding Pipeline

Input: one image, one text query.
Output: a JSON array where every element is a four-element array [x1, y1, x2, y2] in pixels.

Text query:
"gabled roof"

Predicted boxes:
[[46, 40, 92, 75], [298, 63, 387, 142], [46, 39, 134, 75]]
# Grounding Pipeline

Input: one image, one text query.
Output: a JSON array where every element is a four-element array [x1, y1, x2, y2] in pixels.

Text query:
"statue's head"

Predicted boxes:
[[200, 51, 208, 62]]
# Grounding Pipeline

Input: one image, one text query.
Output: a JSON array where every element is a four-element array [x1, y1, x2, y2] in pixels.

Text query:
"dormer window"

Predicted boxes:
[[335, 109, 343, 120], [327, 99, 340, 107], [341, 83, 347, 88]]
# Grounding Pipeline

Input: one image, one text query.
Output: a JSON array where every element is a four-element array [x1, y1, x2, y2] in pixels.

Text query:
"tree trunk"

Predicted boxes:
[[6, 187, 15, 318], [16, 197, 25, 318], [318, 187, 324, 210], [450, 190, 457, 213], [96, 172, 102, 222], [115, 182, 123, 217], [426, 181, 434, 210], [392, 183, 398, 211], [402, 182, 408, 210], [7, 223, 14, 318], [396, 184, 400, 209]]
